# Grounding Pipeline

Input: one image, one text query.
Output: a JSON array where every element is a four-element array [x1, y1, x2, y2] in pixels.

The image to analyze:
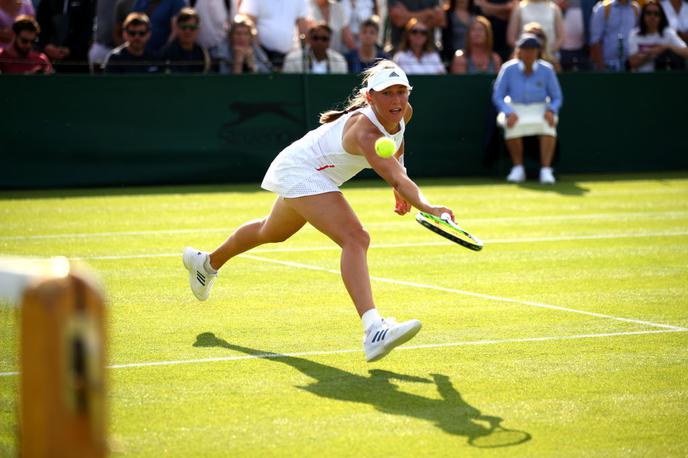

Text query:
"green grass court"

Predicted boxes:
[[1, 173, 687, 456]]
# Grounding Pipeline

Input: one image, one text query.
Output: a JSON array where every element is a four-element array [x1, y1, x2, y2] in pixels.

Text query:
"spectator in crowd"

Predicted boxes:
[[0, 0, 35, 48], [628, 0, 687, 71], [507, 0, 563, 56], [36, 0, 95, 72], [160, 7, 209, 73], [555, 0, 589, 70], [441, 0, 476, 65], [346, 16, 389, 72], [283, 21, 348, 73], [103, 12, 160, 72], [451, 15, 502, 72], [348, 0, 377, 45], [215, 15, 271, 74], [113, 0, 137, 47], [88, 0, 117, 72], [194, 0, 229, 55], [523, 21, 561, 70], [589, 0, 640, 71], [492, 33, 562, 184], [132, 0, 186, 55], [0, 15, 52, 73], [239, 0, 309, 71], [660, 0, 688, 42], [473, 0, 514, 61], [308, 0, 356, 55], [387, 0, 446, 51], [393, 17, 446, 73]]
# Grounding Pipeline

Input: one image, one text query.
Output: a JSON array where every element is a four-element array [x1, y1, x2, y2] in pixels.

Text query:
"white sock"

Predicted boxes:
[[203, 255, 217, 274], [513, 164, 524, 172], [361, 308, 381, 332], [541, 166, 553, 173]]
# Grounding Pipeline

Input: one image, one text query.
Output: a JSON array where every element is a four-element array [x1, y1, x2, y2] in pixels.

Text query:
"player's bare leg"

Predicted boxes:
[[284, 191, 373, 317], [284, 191, 421, 362], [183, 197, 306, 301], [208, 197, 307, 270]]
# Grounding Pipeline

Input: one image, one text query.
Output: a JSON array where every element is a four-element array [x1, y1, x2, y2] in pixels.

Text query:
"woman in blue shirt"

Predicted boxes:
[[492, 33, 563, 184]]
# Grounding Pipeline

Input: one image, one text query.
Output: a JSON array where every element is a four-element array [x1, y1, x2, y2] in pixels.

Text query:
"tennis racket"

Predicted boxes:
[[415, 212, 484, 251]]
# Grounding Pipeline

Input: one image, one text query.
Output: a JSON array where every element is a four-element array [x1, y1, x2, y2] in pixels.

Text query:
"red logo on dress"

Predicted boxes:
[[316, 165, 335, 171]]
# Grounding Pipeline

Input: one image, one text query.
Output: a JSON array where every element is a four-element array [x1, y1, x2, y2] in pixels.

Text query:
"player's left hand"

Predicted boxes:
[[394, 189, 411, 215]]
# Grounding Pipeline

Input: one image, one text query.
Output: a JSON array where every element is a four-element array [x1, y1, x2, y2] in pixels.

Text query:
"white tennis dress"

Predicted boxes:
[[261, 105, 405, 198]]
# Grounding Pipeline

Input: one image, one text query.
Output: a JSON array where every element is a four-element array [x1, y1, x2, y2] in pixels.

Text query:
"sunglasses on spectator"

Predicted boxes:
[[310, 35, 330, 42], [126, 29, 148, 37], [410, 28, 428, 35], [180, 23, 199, 31], [645, 10, 660, 16]]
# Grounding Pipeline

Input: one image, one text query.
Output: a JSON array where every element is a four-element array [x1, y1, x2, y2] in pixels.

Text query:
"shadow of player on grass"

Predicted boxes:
[[194, 332, 531, 448]]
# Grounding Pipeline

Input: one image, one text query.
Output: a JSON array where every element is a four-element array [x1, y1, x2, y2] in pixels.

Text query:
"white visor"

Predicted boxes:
[[366, 66, 412, 92]]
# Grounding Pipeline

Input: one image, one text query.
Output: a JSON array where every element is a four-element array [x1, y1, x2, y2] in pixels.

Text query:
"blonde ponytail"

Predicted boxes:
[[318, 59, 401, 124]]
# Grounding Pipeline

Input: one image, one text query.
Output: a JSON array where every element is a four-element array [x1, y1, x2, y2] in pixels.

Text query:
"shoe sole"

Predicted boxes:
[[366, 321, 422, 363]]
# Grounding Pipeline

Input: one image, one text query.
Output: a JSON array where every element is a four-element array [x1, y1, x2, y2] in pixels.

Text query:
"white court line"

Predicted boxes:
[[1, 328, 685, 377], [241, 254, 688, 332], [2, 210, 688, 240]]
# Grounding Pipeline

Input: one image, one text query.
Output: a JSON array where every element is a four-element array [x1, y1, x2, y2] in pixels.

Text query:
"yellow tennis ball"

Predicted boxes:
[[374, 137, 396, 158]]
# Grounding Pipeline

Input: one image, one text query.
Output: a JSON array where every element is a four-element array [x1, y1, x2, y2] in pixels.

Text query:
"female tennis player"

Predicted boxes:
[[183, 60, 455, 362]]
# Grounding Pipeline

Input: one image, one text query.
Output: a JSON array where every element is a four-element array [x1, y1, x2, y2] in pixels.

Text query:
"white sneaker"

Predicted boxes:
[[182, 247, 217, 301], [506, 165, 526, 183], [539, 167, 556, 184], [363, 317, 422, 362]]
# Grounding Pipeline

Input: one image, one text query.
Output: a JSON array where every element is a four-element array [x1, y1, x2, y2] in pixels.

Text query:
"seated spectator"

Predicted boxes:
[[36, 0, 95, 73], [347, 0, 376, 46], [523, 21, 561, 71], [555, 0, 589, 70], [451, 15, 502, 73], [441, 0, 477, 65], [215, 15, 271, 74], [103, 12, 160, 73], [282, 22, 348, 73], [474, 0, 515, 61], [345, 16, 389, 73], [160, 8, 210, 73], [628, 0, 687, 71], [589, 0, 640, 71], [506, 0, 564, 56], [393, 18, 446, 73], [387, 0, 446, 52], [0, 0, 35, 48], [113, 0, 137, 47], [660, 0, 688, 43], [308, 0, 355, 55], [492, 33, 563, 184], [132, 0, 186, 55], [239, 0, 309, 71], [0, 15, 52, 73]]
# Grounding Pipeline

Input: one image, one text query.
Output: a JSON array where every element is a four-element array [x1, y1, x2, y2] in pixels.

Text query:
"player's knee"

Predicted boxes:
[[257, 218, 294, 244], [344, 227, 370, 251]]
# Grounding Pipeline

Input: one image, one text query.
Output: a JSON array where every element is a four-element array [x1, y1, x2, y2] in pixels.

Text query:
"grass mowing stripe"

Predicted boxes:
[[1, 329, 684, 377], [2, 210, 687, 240], [241, 254, 688, 332]]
